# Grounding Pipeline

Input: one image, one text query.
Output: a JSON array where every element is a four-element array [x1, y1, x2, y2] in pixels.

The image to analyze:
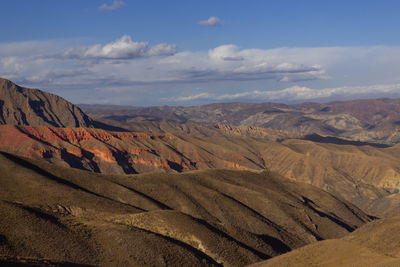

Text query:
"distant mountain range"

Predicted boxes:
[[81, 98, 400, 144]]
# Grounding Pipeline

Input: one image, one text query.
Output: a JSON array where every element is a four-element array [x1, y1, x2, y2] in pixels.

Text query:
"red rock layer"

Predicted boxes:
[[0, 125, 256, 174]]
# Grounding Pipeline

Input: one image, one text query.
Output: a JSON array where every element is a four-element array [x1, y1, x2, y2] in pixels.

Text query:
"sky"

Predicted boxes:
[[1, 0, 400, 106]]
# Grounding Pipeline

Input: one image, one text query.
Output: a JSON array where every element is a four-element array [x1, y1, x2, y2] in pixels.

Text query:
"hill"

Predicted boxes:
[[0, 151, 372, 266], [249, 216, 400, 267]]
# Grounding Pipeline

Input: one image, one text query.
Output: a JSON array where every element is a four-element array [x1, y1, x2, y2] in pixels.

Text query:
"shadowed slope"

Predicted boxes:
[[0, 78, 93, 128], [0, 151, 372, 266]]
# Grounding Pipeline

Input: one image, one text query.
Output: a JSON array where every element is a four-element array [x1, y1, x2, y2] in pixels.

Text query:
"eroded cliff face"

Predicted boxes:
[[0, 78, 93, 128], [0, 125, 258, 175]]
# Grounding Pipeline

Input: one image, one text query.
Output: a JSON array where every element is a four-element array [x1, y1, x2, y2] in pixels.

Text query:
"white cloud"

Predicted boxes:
[[63, 35, 148, 59], [147, 43, 178, 56], [198, 16, 222, 27], [98, 0, 125, 11], [3, 39, 400, 105], [160, 92, 213, 102], [208, 45, 243, 61], [62, 35, 177, 60], [0, 57, 24, 73], [173, 45, 326, 82], [167, 84, 400, 103]]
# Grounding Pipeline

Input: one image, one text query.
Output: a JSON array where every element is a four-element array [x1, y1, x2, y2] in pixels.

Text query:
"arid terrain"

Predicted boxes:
[[81, 98, 400, 145], [0, 124, 397, 217], [1, 78, 400, 266], [249, 216, 400, 267], [0, 151, 372, 266]]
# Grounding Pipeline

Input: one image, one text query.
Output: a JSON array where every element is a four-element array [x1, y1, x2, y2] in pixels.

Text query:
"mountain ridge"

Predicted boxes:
[[0, 78, 93, 128]]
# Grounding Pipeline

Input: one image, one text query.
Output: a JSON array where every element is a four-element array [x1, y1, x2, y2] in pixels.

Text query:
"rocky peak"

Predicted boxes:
[[0, 78, 93, 128]]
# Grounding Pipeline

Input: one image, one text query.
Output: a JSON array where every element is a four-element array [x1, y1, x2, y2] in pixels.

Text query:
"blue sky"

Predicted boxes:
[[1, 0, 400, 105]]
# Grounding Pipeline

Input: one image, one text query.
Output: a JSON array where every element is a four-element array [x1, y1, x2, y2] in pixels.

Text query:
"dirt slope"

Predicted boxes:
[[0, 151, 372, 266], [249, 216, 400, 267]]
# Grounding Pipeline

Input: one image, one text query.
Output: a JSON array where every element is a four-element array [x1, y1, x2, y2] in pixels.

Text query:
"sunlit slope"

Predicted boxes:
[[0, 151, 371, 266], [249, 216, 400, 267]]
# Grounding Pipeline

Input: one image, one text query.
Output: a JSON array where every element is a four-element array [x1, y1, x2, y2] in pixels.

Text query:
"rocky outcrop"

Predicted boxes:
[[0, 78, 93, 127]]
